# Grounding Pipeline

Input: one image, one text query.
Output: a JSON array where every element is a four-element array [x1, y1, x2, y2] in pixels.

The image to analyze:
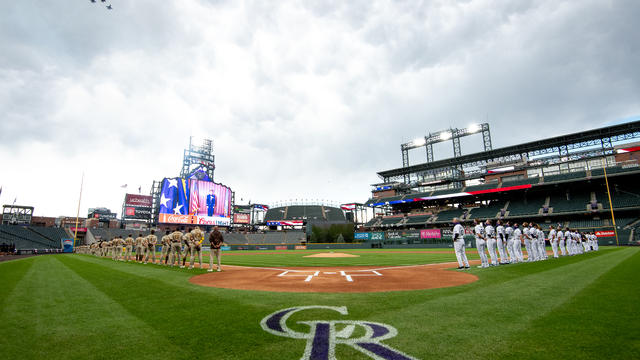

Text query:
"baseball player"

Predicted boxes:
[[452, 218, 470, 269], [485, 219, 499, 266], [522, 222, 534, 262], [160, 230, 171, 265], [505, 221, 515, 263], [181, 229, 193, 269], [473, 219, 489, 268], [593, 232, 599, 251], [512, 223, 524, 263], [135, 234, 145, 262], [115, 236, 124, 261], [496, 220, 509, 264], [169, 229, 183, 267], [548, 225, 558, 258], [124, 235, 134, 261], [145, 229, 158, 264], [557, 226, 566, 256], [208, 226, 224, 272], [535, 224, 547, 260], [189, 227, 204, 269]]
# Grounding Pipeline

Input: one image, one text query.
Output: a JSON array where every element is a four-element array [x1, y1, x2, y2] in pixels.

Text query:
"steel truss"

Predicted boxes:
[[400, 123, 491, 183], [382, 120, 640, 185]]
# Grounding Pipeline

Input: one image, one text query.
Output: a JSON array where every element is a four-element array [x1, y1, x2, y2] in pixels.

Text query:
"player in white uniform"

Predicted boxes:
[[452, 218, 470, 269], [536, 224, 547, 260], [593, 232, 599, 251], [485, 220, 499, 266], [474, 219, 489, 268], [522, 222, 535, 262], [512, 223, 524, 263], [548, 225, 558, 258], [504, 222, 515, 263], [557, 227, 566, 256], [496, 220, 509, 264], [577, 231, 585, 254]]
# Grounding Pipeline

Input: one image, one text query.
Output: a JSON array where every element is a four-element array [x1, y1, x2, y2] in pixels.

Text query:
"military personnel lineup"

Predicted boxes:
[[76, 226, 225, 272], [453, 217, 599, 269]]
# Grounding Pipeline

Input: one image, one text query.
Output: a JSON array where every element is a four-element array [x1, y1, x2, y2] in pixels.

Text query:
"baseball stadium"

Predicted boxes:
[[1, 120, 639, 359]]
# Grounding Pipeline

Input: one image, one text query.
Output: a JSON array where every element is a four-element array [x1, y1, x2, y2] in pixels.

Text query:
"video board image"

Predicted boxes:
[[158, 177, 232, 226]]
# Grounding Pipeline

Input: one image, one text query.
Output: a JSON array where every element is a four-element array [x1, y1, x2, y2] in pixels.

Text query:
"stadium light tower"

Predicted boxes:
[[180, 136, 215, 181], [400, 123, 492, 183]]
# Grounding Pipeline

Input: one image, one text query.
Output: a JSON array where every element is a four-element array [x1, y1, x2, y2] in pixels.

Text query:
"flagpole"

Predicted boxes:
[[73, 173, 84, 247], [601, 158, 619, 246]]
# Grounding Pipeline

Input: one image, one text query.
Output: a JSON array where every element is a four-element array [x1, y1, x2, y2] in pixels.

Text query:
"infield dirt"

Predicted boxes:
[[190, 261, 480, 293]]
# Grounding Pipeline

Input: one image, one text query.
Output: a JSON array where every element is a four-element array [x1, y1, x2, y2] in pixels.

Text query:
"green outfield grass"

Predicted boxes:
[[0, 247, 638, 359]]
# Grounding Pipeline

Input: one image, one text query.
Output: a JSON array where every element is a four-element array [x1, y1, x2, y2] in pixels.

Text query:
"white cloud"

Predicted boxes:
[[0, 0, 638, 217]]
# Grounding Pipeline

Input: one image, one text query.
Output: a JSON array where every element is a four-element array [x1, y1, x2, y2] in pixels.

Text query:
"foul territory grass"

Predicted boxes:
[[0, 247, 638, 359]]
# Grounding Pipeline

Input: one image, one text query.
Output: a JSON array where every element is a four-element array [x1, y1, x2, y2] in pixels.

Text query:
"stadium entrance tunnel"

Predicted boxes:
[[189, 263, 479, 293]]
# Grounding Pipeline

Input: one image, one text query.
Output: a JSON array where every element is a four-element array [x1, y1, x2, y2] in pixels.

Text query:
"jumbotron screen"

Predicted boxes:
[[158, 177, 232, 226]]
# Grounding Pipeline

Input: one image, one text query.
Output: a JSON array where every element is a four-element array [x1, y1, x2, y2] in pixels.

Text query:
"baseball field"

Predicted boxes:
[[1, 247, 638, 359]]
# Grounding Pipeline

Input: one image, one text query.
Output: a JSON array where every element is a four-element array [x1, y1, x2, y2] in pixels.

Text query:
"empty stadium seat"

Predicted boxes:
[[505, 195, 545, 216], [548, 192, 590, 213]]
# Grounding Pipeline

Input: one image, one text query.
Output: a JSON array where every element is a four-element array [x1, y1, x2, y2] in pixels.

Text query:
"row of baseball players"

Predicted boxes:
[[81, 226, 226, 272], [452, 217, 599, 269]]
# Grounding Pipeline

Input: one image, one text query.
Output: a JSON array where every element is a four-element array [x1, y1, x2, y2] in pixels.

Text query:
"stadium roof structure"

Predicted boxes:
[[378, 120, 640, 184]]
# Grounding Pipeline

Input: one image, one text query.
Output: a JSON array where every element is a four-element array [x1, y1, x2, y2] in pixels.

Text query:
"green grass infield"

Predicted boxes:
[[0, 246, 638, 359]]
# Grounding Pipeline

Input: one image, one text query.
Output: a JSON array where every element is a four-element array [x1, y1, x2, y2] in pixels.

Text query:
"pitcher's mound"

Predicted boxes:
[[303, 252, 359, 258]]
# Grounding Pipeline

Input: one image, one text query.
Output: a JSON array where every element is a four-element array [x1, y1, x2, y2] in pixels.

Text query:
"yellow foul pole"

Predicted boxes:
[[73, 173, 85, 247], [601, 158, 619, 246]]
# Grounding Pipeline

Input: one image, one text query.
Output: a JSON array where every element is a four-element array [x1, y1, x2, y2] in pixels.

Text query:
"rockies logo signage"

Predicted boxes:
[[260, 306, 417, 360]]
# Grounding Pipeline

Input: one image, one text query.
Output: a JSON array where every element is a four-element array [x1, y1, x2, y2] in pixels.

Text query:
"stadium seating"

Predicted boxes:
[[264, 208, 285, 221], [599, 191, 640, 209], [379, 217, 402, 226], [501, 177, 540, 187], [0, 225, 64, 250], [434, 208, 465, 222], [222, 231, 306, 244], [548, 191, 590, 213], [566, 219, 607, 229], [467, 201, 506, 219], [365, 218, 382, 227], [430, 188, 463, 196], [505, 195, 546, 216], [543, 171, 587, 183], [404, 215, 431, 225], [324, 207, 346, 221], [464, 183, 499, 192], [265, 205, 345, 221]]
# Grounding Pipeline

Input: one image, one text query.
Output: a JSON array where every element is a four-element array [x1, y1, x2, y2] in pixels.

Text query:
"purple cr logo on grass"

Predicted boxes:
[[260, 306, 418, 360]]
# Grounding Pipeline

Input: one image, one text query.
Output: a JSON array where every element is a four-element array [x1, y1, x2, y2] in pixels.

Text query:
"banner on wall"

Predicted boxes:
[[387, 230, 420, 240], [420, 229, 442, 239]]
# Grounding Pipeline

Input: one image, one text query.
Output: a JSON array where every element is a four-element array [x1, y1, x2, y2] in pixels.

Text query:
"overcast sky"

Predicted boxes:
[[1, 0, 639, 218]]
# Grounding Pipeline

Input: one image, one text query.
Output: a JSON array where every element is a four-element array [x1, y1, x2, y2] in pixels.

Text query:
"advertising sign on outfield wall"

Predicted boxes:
[[387, 230, 420, 240], [371, 232, 385, 241], [354, 232, 371, 240], [275, 245, 288, 250], [233, 213, 251, 224], [595, 230, 615, 237], [295, 245, 307, 250], [420, 229, 442, 239]]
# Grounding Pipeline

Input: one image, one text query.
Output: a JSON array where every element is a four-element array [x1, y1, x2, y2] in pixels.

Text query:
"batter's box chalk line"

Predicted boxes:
[[277, 269, 383, 283]]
